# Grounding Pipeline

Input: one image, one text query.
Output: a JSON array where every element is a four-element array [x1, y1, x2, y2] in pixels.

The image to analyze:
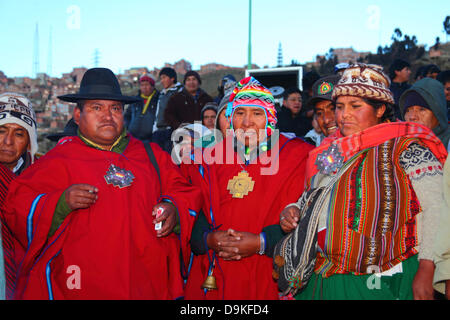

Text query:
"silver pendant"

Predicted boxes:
[[315, 144, 344, 175], [104, 164, 135, 188]]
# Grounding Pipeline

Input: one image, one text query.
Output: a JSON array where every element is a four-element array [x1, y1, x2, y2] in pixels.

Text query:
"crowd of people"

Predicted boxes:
[[0, 59, 449, 300]]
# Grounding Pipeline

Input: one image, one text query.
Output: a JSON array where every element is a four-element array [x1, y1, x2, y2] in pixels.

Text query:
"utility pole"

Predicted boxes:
[[93, 49, 100, 67], [277, 42, 283, 67], [247, 0, 252, 70], [33, 23, 40, 78], [47, 26, 53, 77]]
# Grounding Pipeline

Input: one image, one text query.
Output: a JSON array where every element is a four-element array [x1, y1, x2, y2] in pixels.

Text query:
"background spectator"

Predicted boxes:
[[389, 59, 412, 119], [400, 77, 450, 150], [277, 87, 312, 137], [124, 74, 159, 141], [164, 71, 213, 130]]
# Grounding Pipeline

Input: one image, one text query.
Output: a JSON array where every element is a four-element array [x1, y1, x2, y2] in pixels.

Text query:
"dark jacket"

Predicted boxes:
[[447, 101, 450, 121], [390, 81, 411, 119], [124, 90, 160, 141], [164, 88, 213, 130], [276, 106, 312, 138], [155, 82, 183, 129]]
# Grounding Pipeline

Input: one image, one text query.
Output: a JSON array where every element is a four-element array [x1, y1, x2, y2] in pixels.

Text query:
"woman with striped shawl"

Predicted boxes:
[[275, 64, 448, 300]]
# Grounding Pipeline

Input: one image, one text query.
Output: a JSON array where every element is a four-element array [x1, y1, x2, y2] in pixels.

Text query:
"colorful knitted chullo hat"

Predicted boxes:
[[225, 76, 277, 137], [332, 63, 394, 105]]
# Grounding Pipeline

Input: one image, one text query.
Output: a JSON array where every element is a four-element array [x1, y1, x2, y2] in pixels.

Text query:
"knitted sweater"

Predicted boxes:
[[433, 157, 450, 295]]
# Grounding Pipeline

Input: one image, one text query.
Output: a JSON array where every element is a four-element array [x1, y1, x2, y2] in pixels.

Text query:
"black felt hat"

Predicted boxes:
[[58, 68, 140, 104]]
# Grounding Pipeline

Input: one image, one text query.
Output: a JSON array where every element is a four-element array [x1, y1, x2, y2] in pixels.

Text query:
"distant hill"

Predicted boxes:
[[414, 41, 450, 71], [306, 27, 450, 77]]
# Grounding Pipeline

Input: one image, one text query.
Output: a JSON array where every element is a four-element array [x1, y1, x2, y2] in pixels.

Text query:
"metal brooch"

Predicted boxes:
[[315, 144, 344, 175], [104, 164, 135, 188]]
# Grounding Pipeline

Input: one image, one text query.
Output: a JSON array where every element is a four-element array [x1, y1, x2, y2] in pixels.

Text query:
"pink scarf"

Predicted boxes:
[[306, 122, 448, 184]]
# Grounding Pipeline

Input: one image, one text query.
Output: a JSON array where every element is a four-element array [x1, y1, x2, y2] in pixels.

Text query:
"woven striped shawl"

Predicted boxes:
[[306, 122, 447, 277], [315, 136, 426, 277]]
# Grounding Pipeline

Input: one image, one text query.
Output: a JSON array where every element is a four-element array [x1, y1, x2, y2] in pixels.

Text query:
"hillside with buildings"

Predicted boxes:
[[1, 41, 448, 155], [0, 60, 248, 154]]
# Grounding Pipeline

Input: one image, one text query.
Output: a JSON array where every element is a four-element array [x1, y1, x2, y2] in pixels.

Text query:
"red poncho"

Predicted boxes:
[[0, 163, 15, 299], [1, 135, 201, 300], [183, 134, 314, 300]]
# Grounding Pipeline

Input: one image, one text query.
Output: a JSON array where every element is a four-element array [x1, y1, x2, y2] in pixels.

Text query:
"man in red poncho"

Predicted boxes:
[[183, 77, 314, 300], [1, 68, 201, 300]]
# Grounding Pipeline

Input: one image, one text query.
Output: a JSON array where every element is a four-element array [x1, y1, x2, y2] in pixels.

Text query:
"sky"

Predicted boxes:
[[0, 0, 448, 78]]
